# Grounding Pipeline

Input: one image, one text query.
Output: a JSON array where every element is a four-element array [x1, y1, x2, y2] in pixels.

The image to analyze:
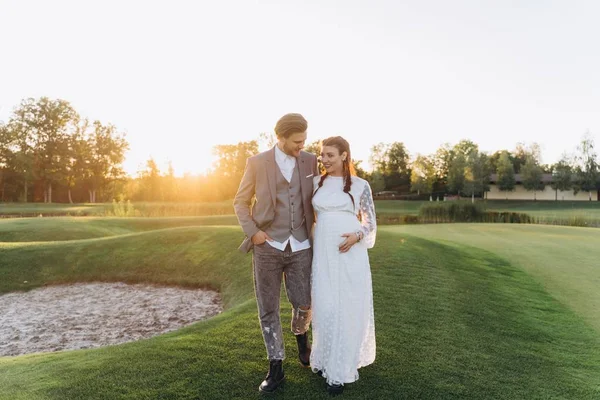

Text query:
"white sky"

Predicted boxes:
[[1, 0, 599, 176]]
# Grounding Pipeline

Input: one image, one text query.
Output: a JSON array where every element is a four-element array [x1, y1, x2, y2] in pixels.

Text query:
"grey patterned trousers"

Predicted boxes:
[[252, 242, 312, 360]]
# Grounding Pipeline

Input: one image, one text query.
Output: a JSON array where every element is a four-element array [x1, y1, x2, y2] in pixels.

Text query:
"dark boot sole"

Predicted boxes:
[[258, 377, 285, 394], [299, 358, 311, 368], [326, 385, 344, 396]]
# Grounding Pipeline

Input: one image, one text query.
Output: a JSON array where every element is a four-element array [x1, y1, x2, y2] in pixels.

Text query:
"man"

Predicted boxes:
[[233, 113, 318, 393]]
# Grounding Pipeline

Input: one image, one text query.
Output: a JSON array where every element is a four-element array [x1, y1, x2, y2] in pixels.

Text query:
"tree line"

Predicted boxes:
[[132, 134, 597, 204], [0, 97, 128, 203], [1, 97, 598, 203], [404, 137, 599, 201]]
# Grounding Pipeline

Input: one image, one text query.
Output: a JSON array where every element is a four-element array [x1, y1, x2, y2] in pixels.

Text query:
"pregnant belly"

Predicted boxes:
[[315, 211, 361, 237]]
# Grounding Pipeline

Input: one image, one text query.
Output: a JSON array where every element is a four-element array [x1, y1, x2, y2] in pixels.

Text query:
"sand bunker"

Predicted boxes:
[[0, 282, 222, 357]]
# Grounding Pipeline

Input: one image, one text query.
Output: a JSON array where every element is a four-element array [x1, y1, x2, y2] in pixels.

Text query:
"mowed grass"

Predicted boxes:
[[389, 224, 600, 334], [486, 200, 600, 225], [1, 220, 599, 399], [372, 200, 425, 216], [3, 199, 600, 227], [0, 201, 234, 217], [0, 216, 238, 242], [377, 199, 600, 222], [0, 202, 108, 216]]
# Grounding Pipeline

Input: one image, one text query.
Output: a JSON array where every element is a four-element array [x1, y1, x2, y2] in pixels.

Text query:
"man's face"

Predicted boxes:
[[279, 131, 307, 158]]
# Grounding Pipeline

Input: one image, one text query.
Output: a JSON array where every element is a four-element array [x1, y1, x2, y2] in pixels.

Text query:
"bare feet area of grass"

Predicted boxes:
[[0, 282, 222, 357]]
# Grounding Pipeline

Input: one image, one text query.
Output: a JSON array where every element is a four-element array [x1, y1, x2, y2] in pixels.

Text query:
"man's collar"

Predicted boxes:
[[275, 144, 295, 161]]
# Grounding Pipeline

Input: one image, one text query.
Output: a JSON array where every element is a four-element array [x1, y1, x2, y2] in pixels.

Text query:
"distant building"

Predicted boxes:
[[488, 173, 599, 201]]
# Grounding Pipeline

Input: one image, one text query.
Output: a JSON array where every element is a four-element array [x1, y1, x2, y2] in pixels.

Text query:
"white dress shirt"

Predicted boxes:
[[267, 145, 311, 252]]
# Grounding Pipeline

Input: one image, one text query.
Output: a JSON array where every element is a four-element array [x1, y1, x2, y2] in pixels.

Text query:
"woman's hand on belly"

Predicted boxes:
[[338, 231, 361, 253]]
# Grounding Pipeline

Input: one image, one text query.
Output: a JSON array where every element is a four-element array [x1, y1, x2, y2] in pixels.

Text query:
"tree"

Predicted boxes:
[[512, 143, 528, 173], [137, 157, 161, 201], [453, 139, 479, 159], [432, 143, 453, 193], [303, 140, 320, 157], [3, 97, 79, 203], [0, 123, 8, 167], [86, 121, 129, 203], [212, 140, 259, 199], [0, 123, 11, 201], [490, 150, 516, 174], [34, 98, 79, 202], [370, 142, 410, 175], [0, 97, 129, 203], [368, 171, 385, 194], [550, 154, 573, 201], [441, 140, 481, 197], [521, 155, 545, 200], [489, 143, 541, 176], [573, 132, 599, 201], [3, 100, 38, 201], [353, 159, 368, 180], [65, 119, 91, 204], [369, 142, 410, 192], [304, 140, 324, 174], [489, 150, 504, 172], [163, 161, 179, 201], [410, 154, 435, 195], [477, 153, 492, 197], [464, 151, 492, 202], [369, 143, 388, 173], [386, 142, 411, 176], [447, 152, 466, 195], [496, 151, 516, 200]]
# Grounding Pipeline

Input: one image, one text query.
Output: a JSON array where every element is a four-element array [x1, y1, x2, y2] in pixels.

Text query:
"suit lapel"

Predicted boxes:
[[266, 147, 277, 206]]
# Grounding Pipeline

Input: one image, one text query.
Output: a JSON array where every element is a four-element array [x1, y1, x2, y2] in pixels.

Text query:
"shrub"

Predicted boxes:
[[418, 202, 533, 224]]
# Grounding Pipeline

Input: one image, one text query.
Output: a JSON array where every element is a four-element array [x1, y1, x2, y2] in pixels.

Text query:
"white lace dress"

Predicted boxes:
[[310, 175, 377, 385]]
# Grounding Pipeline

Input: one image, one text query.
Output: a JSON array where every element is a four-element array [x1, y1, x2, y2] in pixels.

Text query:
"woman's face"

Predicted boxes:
[[320, 145, 347, 176]]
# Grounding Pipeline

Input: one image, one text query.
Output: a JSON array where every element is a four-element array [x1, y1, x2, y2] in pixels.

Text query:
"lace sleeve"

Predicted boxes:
[[358, 180, 377, 248]]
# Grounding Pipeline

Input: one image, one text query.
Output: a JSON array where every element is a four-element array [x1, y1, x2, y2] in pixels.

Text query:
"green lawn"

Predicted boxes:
[[0, 202, 109, 216], [389, 224, 600, 334], [1, 220, 599, 399], [485, 200, 600, 224], [377, 199, 600, 215], [371, 200, 425, 216], [0, 201, 235, 217], [3, 199, 600, 226], [0, 216, 238, 242], [376, 199, 600, 226]]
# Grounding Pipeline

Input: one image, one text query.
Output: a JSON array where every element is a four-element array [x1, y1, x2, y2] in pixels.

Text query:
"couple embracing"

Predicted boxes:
[[234, 113, 377, 395]]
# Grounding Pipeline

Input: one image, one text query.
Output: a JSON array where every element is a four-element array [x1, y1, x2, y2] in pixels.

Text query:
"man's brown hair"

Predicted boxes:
[[274, 113, 307, 139]]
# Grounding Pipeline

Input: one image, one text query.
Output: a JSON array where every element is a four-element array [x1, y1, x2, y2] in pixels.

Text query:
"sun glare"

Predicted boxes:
[[180, 155, 216, 176]]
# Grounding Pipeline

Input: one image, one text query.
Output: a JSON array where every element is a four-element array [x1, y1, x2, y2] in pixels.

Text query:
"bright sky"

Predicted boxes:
[[1, 0, 599, 176]]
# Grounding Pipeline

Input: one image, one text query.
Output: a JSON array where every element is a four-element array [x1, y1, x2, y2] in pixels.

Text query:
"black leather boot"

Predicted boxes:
[[259, 359, 285, 393], [326, 382, 344, 395], [295, 332, 311, 367]]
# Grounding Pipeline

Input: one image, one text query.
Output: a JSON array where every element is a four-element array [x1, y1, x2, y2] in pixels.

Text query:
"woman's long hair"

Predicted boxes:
[[314, 136, 356, 208]]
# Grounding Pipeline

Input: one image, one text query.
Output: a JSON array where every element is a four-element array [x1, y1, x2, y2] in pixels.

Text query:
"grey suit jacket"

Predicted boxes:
[[233, 147, 318, 253]]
